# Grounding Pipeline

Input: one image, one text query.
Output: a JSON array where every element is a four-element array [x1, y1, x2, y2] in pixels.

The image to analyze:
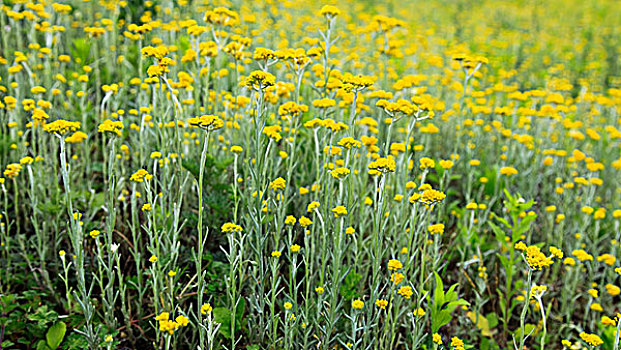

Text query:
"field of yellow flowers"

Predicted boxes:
[[0, 0, 620, 349]]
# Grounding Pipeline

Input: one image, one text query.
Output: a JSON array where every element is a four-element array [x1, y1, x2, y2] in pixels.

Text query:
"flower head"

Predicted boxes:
[[43, 119, 81, 135], [98, 119, 124, 136], [188, 115, 224, 131]]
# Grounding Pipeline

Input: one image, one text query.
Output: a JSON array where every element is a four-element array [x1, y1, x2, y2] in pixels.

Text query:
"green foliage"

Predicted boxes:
[[182, 153, 234, 229], [429, 273, 469, 334], [213, 298, 246, 340], [70, 38, 91, 65], [339, 271, 362, 301], [35, 322, 66, 350]]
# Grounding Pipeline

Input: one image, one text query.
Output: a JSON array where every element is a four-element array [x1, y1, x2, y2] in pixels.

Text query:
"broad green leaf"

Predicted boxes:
[[36, 340, 49, 350], [433, 272, 444, 307], [46, 322, 66, 349], [213, 307, 232, 339]]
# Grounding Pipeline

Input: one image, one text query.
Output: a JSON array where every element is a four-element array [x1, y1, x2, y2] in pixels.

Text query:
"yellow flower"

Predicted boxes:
[[20, 156, 33, 165], [465, 202, 478, 210], [415, 189, 446, 205], [285, 216, 297, 225], [149, 255, 158, 263], [428, 223, 445, 235], [175, 315, 189, 327], [563, 257, 576, 266], [290, 244, 301, 253], [525, 245, 554, 270], [284, 302, 293, 310], [299, 216, 313, 227], [596, 253, 616, 265], [549, 246, 563, 259], [168, 270, 177, 277], [65, 131, 88, 143], [89, 230, 101, 239], [3, 164, 22, 179], [579, 332, 603, 347], [439, 159, 454, 169], [271, 250, 281, 258], [351, 299, 364, 309], [43, 119, 81, 135], [419, 157, 435, 170], [319, 5, 340, 18], [391, 272, 405, 285], [98, 119, 124, 136], [315, 287, 324, 294], [601, 316, 617, 326], [221, 222, 243, 233], [142, 203, 152, 212], [188, 115, 224, 131], [387, 259, 403, 271], [337, 137, 361, 149], [529, 285, 547, 299], [573, 249, 593, 262], [433, 333, 442, 345], [270, 177, 286, 191], [331, 167, 351, 179], [450, 336, 464, 348], [130, 169, 153, 182], [397, 286, 413, 299], [368, 156, 396, 174], [307, 201, 320, 212], [590, 303, 603, 312], [500, 166, 518, 176], [245, 70, 275, 89], [155, 312, 169, 322], [332, 206, 348, 218], [201, 303, 213, 315], [375, 299, 388, 309]]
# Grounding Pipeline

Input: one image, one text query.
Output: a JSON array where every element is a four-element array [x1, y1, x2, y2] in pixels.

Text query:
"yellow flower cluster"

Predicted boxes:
[[98, 119, 124, 136], [572, 249, 594, 262], [411, 188, 447, 205], [368, 156, 396, 174], [269, 177, 286, 191], [450, 336, 465, 350], [387, 259, 403, 271], [428, 224, 445, 235], [155, 312, 189, 335], [3, 163, 22, 178], [332, 205, 347, 218], [515, 242, 557, 270], [530, 285, 547, 299], [204, 7, 239, 26], [341, 73, 374, 92], [579, 332, 603, 347], [221, 222, 243, 233], [330, 167, 350, 179], [129, 169, 153, 183], [337, 137, 361, 149], [319, 5, 340, 18], [188, 115, 224, 131], [278, 101, 308, 117], [43, 119, 81, 135], [245, 70, 276, 90]]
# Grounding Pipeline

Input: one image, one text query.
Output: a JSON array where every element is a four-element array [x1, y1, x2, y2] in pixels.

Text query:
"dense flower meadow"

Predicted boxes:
[[0, 0, 620, 349]]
